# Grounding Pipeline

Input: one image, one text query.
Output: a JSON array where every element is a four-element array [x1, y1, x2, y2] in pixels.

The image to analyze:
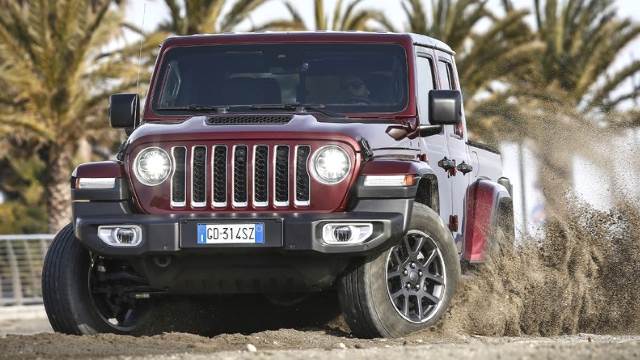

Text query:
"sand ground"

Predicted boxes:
[[1, 306, 639, 360]]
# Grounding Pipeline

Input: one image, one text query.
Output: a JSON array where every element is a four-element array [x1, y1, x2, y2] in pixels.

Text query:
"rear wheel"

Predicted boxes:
[[338, 203, 460, 338], [42, 224, 160, 335]]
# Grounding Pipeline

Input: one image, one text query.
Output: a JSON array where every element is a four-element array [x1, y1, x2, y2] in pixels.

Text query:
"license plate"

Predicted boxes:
[[196, 223, 264, 244]]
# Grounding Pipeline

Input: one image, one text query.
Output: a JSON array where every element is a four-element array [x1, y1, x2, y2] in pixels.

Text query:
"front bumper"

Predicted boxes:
[[73, 199, 411, 257]]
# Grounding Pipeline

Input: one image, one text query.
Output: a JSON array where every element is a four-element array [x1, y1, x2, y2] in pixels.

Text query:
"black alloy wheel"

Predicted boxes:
[[386, 230, 446, 323]]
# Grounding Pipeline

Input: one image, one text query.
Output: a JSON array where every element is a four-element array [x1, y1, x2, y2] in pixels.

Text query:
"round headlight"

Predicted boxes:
[[311, 145, 351, 184], [134, 147, 172, 186]]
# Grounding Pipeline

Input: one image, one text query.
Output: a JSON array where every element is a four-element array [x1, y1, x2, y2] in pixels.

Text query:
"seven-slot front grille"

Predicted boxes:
[[170, 144, 312, 209]]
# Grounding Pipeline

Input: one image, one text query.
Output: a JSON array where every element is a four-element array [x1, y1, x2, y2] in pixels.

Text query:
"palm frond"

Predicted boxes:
[[220, 0, 269, 32], [588, 60, 640, 109], [314, 0, 326, 30]]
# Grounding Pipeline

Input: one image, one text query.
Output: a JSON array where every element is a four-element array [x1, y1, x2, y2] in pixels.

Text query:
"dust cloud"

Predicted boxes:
[[439, 103, 640, 337], [439, 202, 639, 336]]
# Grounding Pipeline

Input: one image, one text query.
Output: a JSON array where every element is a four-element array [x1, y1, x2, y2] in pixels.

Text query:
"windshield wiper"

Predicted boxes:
[[250, 103, 342, 117], [156, 104, 230, 113]]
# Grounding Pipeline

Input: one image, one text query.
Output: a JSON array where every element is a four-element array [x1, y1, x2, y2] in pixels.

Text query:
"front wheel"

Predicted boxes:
[[42, 224, 160, 335], [338, 203, 460, 338]]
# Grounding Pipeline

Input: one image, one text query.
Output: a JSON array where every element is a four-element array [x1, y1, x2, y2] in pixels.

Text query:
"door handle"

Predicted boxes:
[[456, 161, 473, 175], [437, 157, 457, 177]]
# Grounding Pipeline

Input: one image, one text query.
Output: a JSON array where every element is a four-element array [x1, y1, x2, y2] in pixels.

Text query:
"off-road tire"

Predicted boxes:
[[42, 224, 159, 335], [337, 203, 460, 338]]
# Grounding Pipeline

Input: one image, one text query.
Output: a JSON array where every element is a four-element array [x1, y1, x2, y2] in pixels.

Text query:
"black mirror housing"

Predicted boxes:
[[109, 93, 140, 129], [428, 90, 462, 125], [418, 124, 443, 137]]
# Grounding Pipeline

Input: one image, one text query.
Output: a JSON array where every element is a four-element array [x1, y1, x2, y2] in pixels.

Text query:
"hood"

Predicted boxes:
[[125, 114, 421, 159]]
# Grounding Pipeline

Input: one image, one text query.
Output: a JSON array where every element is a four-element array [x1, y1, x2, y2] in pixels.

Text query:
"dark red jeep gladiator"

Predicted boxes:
[[42, 32, 513, 338]]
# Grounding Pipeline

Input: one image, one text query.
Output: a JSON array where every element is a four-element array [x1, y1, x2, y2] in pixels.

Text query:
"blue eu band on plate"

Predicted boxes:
[[197, 223, 265, 244]]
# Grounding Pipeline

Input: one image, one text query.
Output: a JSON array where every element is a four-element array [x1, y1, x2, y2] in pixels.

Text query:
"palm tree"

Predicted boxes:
[[159, 0, 273, 35], [526, 0, 640, 112], [0, 0, 136, 233], [476, 0, 640, 219], [256, 0, 392, 31], [475, 0, 640, 143], [402, 0, 489, 49], [0, 141, 48, 234], [122, 0, 273, 86], [401, 0, 543, 113]]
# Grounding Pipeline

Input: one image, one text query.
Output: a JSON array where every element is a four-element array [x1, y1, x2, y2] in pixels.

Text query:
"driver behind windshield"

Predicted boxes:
[[341, 75, 371, 104]]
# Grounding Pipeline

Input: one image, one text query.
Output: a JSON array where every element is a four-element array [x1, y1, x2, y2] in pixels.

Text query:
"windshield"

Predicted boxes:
[[152, 43, 408, 114]]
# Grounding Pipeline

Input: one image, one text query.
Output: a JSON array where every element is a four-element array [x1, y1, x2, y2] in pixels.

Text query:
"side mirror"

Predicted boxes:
[[428, 90, 462, 125], [109, 93, 140, 129]]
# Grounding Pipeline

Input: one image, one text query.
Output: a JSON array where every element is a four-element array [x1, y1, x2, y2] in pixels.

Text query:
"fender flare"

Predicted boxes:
[[72, 161, 124, 180], [359, 159, 436, 178], [355, 159, 437, 200], [71, 161, 129, 202], [462, 178, 513, 263]]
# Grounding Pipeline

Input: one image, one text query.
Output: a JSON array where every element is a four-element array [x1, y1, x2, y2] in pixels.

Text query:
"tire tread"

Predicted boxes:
[[339, 263, 380, 338], [42, 224, 80, 334]]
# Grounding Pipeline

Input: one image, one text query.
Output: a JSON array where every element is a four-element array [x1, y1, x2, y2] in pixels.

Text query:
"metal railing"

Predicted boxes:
[[0, 234, 54, 306]]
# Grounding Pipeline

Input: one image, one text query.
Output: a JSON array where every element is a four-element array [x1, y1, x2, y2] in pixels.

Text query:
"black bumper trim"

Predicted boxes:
[[74, 199, 411, 257]]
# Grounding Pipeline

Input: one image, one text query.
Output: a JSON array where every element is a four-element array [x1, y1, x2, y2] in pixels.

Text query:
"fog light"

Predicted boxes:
[[98, 225, 142, 247], [322, 223, 373, 245], [333, 226, 352, 242], [115, 228, 136, 244]]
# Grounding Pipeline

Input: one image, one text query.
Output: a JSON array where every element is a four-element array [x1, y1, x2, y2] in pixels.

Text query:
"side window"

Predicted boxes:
[[437, 60, 464, 137], [416, 56, 436, 123], [437, 60, 453, 90]]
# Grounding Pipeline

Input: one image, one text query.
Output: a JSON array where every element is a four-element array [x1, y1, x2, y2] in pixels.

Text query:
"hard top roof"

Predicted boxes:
[[163, 31, 454, 54]]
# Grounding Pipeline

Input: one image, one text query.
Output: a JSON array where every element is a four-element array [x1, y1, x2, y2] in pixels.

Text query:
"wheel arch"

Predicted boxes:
[[415, 173, 439, 215], [461, 178, 513, 263]]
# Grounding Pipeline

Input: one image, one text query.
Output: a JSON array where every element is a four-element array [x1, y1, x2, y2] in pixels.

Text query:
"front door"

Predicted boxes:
[[415, 48, 453, 223], [435, 52, 471, 249]]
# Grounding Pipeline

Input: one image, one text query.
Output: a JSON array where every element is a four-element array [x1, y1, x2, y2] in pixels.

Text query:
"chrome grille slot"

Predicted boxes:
[[212, 145, 227, 207], [191, 146, 207, 207], [295, 145, 311, 206], [232, 145, 248, 207], [253, 145, 269, 207], [171, 147, 186, 207], [274, 145, 290, 206]]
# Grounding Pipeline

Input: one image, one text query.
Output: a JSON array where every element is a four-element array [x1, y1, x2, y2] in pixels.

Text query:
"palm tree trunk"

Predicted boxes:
[[45, 146, 72, 234], [536, 138, 574, 230]]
